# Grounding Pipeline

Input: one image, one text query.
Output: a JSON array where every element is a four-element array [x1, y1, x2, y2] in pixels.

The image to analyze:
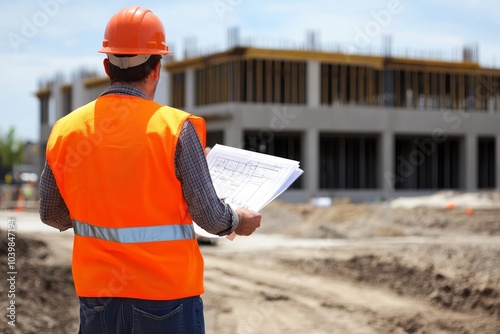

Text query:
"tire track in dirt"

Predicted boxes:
[[202, 253, 499, 334], [203, 256, 379, 333]]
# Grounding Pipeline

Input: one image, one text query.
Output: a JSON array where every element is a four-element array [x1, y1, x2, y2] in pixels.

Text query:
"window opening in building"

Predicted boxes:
[[195, 59, 306, 106], [206, 131, 224, 150], [170, 72, 185, 109], [394, 136, 461, 189], [319, 134, 378, 189], [478, 137, 496, 189]]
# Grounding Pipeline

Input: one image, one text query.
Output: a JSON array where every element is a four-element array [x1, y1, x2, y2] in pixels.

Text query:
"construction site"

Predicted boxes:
[[35, 32, 500, 202], [1, 19, 498, 334], [1, 191, 499, 333]]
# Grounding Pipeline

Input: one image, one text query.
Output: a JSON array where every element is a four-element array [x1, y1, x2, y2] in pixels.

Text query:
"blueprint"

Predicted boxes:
[[194, 144, 303, 239]]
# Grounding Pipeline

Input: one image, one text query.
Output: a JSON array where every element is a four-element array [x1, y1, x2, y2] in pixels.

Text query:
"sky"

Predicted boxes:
[[1, 0, 500, 142]]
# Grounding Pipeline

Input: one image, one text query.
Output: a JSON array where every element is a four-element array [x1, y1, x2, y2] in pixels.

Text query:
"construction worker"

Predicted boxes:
[[39, 6, 261, 334]]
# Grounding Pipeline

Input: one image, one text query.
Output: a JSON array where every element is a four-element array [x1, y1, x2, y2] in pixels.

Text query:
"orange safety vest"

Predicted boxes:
[[46, 94, 206, 300]]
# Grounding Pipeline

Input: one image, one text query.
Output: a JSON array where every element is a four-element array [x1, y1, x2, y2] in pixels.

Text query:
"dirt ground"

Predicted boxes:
[[1, 192, 499, 333]]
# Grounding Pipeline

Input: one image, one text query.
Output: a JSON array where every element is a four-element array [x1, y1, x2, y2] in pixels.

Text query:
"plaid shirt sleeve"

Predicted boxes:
[[39, 161, 73, 231], [175, 120, 238, 236]]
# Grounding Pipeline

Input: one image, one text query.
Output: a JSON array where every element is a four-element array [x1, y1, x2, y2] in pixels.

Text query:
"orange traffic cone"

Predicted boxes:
[[445, 202, 456, 209], [14, 193, 25, 212]]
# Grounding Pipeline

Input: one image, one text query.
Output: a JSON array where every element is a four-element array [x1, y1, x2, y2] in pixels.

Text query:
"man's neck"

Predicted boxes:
[[111, 81, 154, 100]]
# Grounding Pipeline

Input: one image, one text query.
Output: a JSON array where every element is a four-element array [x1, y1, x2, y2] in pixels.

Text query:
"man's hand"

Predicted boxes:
[[234, 208, 261, 236]]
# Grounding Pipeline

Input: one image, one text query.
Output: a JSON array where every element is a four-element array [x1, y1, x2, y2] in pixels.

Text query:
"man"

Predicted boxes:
[[39, 6, 261, 333]]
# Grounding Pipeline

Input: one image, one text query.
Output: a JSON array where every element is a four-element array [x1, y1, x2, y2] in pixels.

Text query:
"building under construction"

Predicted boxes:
[[36, 37, 500, 202]]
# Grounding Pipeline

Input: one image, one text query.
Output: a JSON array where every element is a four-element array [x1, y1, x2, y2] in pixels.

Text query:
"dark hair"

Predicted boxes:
[[107, 55, 162, 84]]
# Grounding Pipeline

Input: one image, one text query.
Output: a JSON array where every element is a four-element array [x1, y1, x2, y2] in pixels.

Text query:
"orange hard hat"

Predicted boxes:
[[99, 6, 172, 56]]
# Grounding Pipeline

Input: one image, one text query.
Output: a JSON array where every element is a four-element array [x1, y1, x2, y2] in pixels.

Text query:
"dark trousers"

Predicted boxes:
[[78, 295, 205, 334]]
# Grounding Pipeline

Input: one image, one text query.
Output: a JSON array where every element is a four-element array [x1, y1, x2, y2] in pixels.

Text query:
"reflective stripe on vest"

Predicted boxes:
[[73, 220, 195, 243]]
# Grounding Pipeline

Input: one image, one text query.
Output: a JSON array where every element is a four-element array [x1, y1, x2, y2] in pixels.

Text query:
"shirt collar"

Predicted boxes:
[[100, 85, 149, 100]]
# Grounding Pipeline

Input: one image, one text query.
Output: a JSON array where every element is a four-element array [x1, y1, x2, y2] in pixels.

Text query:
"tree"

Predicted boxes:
[[0, 127, 24, 168]]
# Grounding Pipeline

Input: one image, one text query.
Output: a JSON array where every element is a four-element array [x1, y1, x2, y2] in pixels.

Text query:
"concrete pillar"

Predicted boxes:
[[305, 128, 319, 198], [185, 68, 195, 112], [156, 67, 168, 106], [224, 108, 243, 148], [53, 81, 63, 122], [464, 134, 477, 191], [73, 80, 88, 117], [307, 60, 320, 108], [381, 131, 394, 200], [224, 125, 242, 148]]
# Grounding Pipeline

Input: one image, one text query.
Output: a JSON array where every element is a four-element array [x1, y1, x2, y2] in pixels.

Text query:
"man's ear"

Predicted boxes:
[[103, 58, 111, 77], [152, 59, 161, 80]]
